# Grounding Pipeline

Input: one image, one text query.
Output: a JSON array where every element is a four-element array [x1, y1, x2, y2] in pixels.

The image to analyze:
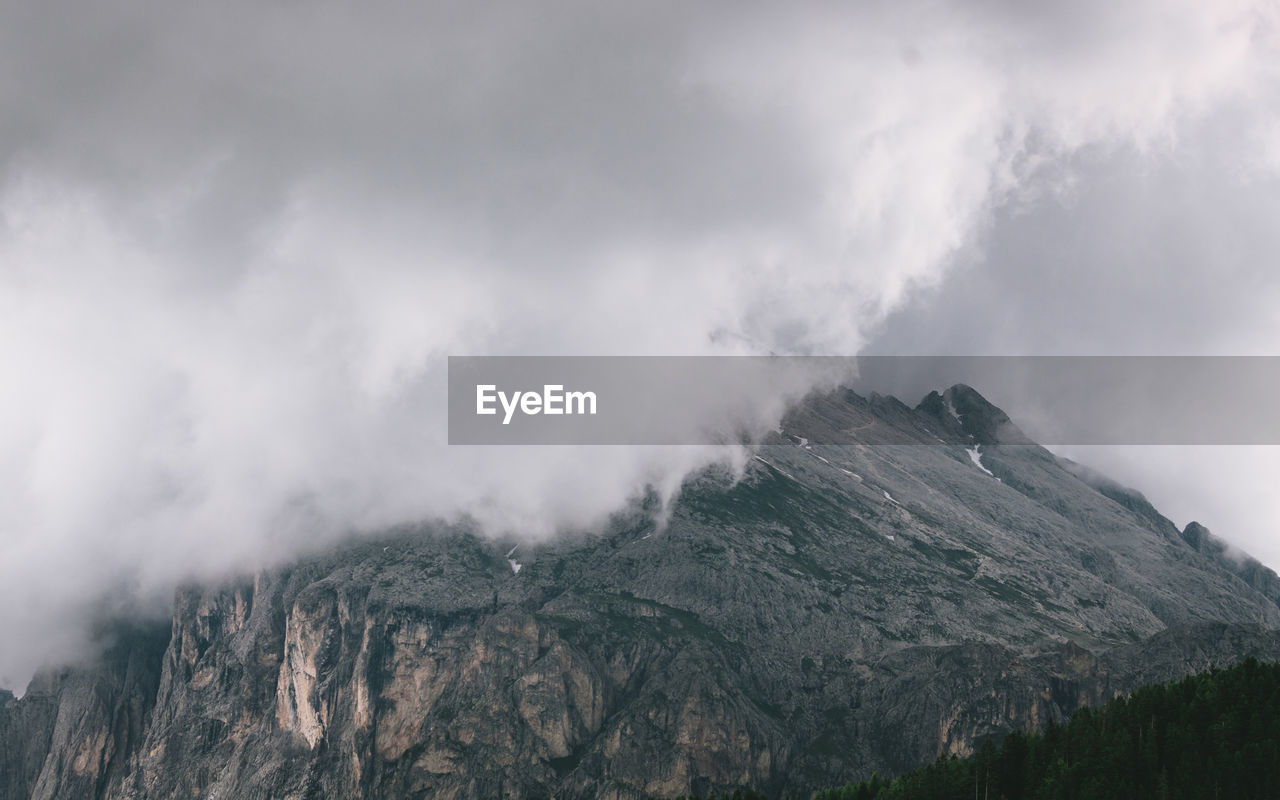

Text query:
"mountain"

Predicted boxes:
[[4, 384, 1280, 800], [813, 657, 1280, 800]]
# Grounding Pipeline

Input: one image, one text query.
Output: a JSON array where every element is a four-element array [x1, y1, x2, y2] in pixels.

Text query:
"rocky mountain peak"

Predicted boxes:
[[912, 383, 1031, 445], [1182, 521, 1213, 549], [948, 383, 1030, 445], [3, 384, 1280, 799]]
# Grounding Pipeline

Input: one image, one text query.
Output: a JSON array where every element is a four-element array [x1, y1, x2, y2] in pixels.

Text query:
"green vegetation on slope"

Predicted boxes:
[[660, 658, 1280, 800], [816, 657, 1280, 800]]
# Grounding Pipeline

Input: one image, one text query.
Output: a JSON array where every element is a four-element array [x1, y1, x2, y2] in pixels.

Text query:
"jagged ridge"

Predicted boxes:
[[4, 385, 1280, 799]]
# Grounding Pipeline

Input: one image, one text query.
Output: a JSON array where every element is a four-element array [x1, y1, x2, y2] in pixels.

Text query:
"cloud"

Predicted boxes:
[[1, 0, 1277, 688], [864, 79, 1280, 570]]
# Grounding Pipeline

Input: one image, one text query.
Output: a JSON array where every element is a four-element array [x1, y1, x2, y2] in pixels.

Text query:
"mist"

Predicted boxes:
[[2, 0, 1278, 689]]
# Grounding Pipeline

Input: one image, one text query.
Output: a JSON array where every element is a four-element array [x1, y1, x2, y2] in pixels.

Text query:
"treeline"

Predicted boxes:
[[817, 657, 1280, 800], [659, 657, 1280, 800]]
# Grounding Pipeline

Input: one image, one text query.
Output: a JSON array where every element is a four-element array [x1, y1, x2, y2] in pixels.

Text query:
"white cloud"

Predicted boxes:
[[0, 0, 1277, 689]]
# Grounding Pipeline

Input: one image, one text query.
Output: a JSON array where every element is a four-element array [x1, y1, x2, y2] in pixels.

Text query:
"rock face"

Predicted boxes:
[[0, 623, 168, 800], [5, 385, 1280, 799]]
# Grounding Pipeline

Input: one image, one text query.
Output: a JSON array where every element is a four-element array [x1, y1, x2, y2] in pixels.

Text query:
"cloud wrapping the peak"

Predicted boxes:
[[1, 0, 1277, 688]]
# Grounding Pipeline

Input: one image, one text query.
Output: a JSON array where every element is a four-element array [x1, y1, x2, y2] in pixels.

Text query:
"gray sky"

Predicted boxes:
[[1, 0, 1278, 688], [864, 137, 1280, 566]]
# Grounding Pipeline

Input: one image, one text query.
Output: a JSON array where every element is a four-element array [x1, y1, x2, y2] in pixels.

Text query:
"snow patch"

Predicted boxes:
[[966, 446, 999, 480], [840, 468, 863, 482], [505, 545, 523, 574], [753, 455, 795, 481], [883, 490, 900, 505], [966, 446, 992, 475]]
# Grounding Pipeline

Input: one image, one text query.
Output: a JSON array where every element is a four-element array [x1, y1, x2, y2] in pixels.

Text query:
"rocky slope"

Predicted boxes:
[[4, 385, 1280, 799]]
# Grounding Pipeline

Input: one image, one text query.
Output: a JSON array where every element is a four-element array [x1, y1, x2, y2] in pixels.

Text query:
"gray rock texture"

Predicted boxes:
[[4, 385, 1280, 799]]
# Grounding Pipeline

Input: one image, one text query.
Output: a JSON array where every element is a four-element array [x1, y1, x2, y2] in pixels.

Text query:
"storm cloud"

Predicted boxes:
[[1, 0, 1278, 688]]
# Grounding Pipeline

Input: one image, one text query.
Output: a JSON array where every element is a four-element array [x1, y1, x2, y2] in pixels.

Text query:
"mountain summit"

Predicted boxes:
[[4, 385, 1279, 799], [916, 384, 1035, 445]]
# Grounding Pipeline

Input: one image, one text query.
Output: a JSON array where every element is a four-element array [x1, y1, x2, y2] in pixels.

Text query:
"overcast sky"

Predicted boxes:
[[1, 0, 1278, 689]]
